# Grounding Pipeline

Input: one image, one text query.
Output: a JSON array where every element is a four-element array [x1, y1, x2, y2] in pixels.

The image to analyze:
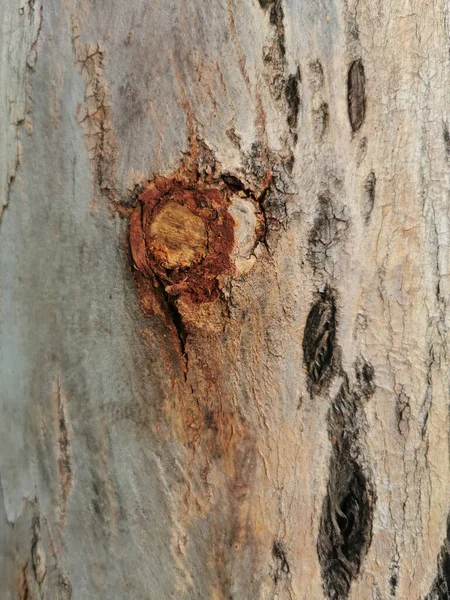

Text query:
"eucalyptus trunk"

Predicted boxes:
[[1, 1, 450, 599]]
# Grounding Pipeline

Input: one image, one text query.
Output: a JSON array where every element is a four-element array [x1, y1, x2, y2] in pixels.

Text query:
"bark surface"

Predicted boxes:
[[1, 1, 450, 599]]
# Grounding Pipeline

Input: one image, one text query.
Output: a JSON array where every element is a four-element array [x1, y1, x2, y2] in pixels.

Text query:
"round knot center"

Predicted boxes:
[[148, 200, 207, 270]]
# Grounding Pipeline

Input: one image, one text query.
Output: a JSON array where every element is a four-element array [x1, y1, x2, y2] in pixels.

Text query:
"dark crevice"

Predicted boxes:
[[221, 173, 247, 192], [389, 560, 399, 597], [363, 172, 376, 223], [161, 285, 188, 359], [348, 60, 366, 133], [272, 540, 290, 584], [125, 183, 144, 209], [424, 515, 450, 599], [269, 0, 285, 44], [285, 68, 301, 134], [261, 0, 287, 101], [302, 288, 337, 394], [443, 123, 450, 162], [355, 357, 375, 399], [317, 379, 375, 600], [258, 0, 274, 9]]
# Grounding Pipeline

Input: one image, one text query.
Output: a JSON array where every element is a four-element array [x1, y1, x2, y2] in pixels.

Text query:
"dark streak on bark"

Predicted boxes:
[[348, 60, 366, 132], [389, 560, 399, 597], [317, 375, 375, 600], [302, 287, 337, 394], [162, 289, 188, 358], [272, 540, 290, 584], [261, 0, 287, 102], [363, 172, 376, 223], [124, 183, 144, 209], [257, 0, 274, 9], [285, 68, 301, 135], [424, 516, 450, 600], [443, 123, 450, 162], [31, 514, 46, 586]]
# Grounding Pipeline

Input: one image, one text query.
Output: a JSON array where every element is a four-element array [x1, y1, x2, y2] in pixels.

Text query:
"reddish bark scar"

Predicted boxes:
[[130, 173, 235, 304]]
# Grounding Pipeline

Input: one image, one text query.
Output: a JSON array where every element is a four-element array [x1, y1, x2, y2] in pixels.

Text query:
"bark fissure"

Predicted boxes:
[[302, 288, 337, 394], [318, 369, 376, 600], [347, 59, 366, 133]]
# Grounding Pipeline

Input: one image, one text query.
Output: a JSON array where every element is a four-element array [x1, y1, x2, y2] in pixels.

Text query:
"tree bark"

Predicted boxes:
[[1, 1, 450, 599]]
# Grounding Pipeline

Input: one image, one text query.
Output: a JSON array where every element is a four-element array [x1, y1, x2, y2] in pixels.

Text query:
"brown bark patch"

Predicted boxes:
[[130, 174, 236, 305]]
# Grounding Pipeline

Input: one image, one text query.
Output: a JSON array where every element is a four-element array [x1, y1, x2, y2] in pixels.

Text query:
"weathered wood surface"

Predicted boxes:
[[1, 1, 450, 599]]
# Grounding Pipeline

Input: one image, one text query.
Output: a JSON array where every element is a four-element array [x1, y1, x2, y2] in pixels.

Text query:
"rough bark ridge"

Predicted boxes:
[[1, 1, 450, 599]]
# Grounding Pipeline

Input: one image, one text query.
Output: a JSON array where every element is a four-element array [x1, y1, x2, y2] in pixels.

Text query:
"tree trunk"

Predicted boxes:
[[1, 1, 449, 599]]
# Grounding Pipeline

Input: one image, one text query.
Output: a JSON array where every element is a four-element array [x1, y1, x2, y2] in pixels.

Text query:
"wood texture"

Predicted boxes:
[[1, 1, 450, 599]]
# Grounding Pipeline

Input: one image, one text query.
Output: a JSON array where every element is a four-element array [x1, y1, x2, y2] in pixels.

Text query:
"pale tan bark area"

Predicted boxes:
[[1, 1, 450, 599]]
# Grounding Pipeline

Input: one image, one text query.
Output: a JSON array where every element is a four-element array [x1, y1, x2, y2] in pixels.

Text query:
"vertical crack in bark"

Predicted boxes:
[[18, 562, 30, 600], [443, 123, 450, 162], [317, 371, 376, 600], [54, 375, 73, 532], [363, 172, 376, 223], [347, 60, 366, 133], [1, 1, 44, 221], [285, 68, 301, 139], [156, 278, 189, 366], [302, 288, 337, 394]]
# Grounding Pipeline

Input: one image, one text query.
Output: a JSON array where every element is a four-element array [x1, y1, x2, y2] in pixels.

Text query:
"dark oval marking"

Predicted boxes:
[[348, 60, 366, 132], [302, 288, 337, 393], [317, 380, 375, 600], [285, 68, 301, 132]]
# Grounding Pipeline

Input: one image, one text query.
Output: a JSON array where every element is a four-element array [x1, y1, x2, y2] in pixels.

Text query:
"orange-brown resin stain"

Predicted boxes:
[[129, 173, 235, 306]]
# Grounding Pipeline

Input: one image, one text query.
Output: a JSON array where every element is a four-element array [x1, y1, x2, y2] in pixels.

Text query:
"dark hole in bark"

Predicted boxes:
[[221, 174, 246, 191]]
